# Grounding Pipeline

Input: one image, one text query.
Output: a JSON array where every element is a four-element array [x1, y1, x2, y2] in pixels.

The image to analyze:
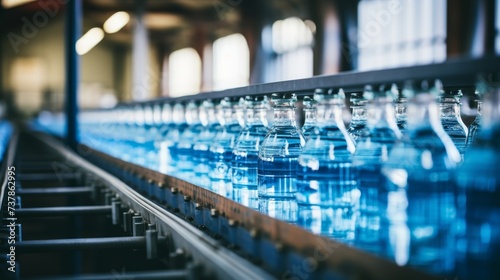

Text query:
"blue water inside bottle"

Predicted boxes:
[[354, 128, 400, 253], [208, 98, 242, 197], [295, 89, 357, 241], [193, 121, 221, 188], [232, 96, 269, 209], [382, 127, 458, 276], [208, 128, 240, 197], [456, 122, 500, 280], [193, 100, 221, 188], [258, 93, 304, 223]]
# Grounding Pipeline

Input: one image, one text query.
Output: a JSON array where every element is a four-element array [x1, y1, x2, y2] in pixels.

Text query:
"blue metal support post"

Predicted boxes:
[[64, 0, 81, 150]]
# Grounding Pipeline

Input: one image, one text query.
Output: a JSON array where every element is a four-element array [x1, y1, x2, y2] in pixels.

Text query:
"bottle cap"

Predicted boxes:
[[271, 93, 297, 107], [314, 88, 345, 105], [302, 96, 316, 109], [244, 95, 269, 108]]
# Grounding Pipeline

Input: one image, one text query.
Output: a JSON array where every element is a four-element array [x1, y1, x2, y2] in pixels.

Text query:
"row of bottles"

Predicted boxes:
[[54, 79, 497, 278]]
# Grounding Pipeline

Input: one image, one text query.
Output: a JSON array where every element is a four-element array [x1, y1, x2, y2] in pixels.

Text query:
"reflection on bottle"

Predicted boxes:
[[258, 93, 305, 223], [209, 97, 243, 198], [353, 84, 401, 253], [296, 89, 357, 241], [456, 85, 500, 280], [232, 96, 269, 209], [382, 80, 460, 276]]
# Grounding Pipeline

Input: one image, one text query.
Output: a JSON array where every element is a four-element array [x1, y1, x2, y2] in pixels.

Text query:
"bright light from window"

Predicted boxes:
[[168, 48, 201, 97], [269, 17, 314, 82], [1, 0, 35, 8], [103, 11, 130, 34], [213, 33, 250, 90], [76, 28, 104, 55], [272, 17, 314, 54], [357, 0, 446, 71]]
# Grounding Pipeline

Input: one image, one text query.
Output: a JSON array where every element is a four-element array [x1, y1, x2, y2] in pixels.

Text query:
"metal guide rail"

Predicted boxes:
[[26, 131, 435, 280], [0, 130, 275, 279]]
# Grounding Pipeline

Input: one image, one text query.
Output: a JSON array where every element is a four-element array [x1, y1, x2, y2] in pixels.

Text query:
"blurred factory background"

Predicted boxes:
[[0, 0, 498, 116]]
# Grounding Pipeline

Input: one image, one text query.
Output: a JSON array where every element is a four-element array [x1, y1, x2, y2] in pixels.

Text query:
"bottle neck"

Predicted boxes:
[[367, 101, 401, 135], [219, 107, 240, 127], [407, 94, 442, 131], [350, 106, 366, 124], [303, 108, 316, 125], [439, 102, 461, 120], [395, 100, 407, 122], [273, 107, 297, 127], [185, 108, 200, 125], [246, 107, 268, 127], [317, 104, 344, 126], [476, 101, 483, 117]]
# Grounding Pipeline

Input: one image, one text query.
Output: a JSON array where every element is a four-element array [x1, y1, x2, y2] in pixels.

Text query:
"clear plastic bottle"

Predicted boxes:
[[381, 80, 460, 276], [258, 93, 305, 223], [465, 90, 483, 151], [347, 92, 368, 141], [143, 104, 160, 169], [232, 96, 270, 209], [176, 101, 204, 181], [456, 86, 500, 280], [394, 84, 408, 133], [132, 104, 148, 166], [161, 102, 188, 175], [438, 89, 468, 157], [296, 88, 356, 241], [301, 94, 317, 139], [353, 84, 402, 253], [208, 97, 243, 197], [192, 100, 221, 188]]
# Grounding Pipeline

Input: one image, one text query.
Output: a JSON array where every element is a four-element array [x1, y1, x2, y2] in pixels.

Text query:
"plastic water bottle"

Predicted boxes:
[[258, 93, 305, 223], [176, 101, 203, 181], [209, 97, 243, 197], [301, 95, 317, 139], [353, 84, 402, 253], [466, 83, 491, 150], [394, 84, 408, 133], [232, 96, 269, 209], [438, 89, 468, 157], [156, 103, 173, 173], [347, 92, 367, 141], [296, 88, 356, 241], [193, 100, 221, 188], [381, 80, 460, 276], [162, 102, 188, 175], [131, 104, 149, 166], [456, 86, 500, 280], [143, 104, 160, 169]]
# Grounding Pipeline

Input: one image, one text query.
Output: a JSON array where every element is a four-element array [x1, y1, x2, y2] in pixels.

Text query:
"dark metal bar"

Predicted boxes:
[[11, 236, 166, 252], [15, 206, 111, 217], [17, 186, 93, 196], [64, 0, 82, 150], [135, 55, 500, 105], [33, 270, 188, 280]]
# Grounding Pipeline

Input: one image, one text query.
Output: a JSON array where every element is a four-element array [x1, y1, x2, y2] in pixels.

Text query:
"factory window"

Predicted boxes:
[[270, 17, 315, 82], [357, 0, 447, 71], [168, 48, 202, 97], [212, 33, 250, 91]]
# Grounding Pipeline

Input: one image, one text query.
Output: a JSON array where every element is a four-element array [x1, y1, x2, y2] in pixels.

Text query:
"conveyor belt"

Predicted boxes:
[[1, 129, 435, 279]]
